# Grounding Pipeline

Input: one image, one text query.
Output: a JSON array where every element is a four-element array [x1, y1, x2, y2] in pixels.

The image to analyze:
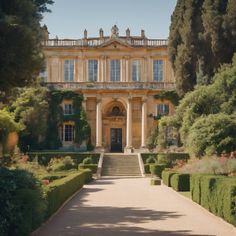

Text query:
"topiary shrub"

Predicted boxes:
[[144, 164, 151, 174], [150, 164, 167, 178], [145, 156, 156, 164], [170, 173, 190, 191], [162, 170, 177, 186]]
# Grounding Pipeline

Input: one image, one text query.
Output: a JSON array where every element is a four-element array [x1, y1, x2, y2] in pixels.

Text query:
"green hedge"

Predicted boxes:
[[28, 152, 100, 166], [78, 164, 98, 174], [170, 173, 190, 191], [45, 169, 92, 218], [141, 153, 189, 171], [144, 164, 151, 174], [150, 164, 167, 178], [162, 170, 177, 186], [191, 174, 236, 226]]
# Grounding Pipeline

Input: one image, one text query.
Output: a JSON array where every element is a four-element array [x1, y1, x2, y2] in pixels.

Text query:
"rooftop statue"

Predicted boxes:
[[111, 25, 119, 38]]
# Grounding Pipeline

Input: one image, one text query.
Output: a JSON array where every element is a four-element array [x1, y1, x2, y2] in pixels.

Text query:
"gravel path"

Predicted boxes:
[[34, 177, 236, 236]]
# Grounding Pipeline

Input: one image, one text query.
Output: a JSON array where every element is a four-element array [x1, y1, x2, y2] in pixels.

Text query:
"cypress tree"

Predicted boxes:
[[169, 0, 236, 96]]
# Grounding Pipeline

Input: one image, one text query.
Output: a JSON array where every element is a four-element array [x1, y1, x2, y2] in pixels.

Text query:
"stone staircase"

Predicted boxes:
[[101, 153, 141, 176]]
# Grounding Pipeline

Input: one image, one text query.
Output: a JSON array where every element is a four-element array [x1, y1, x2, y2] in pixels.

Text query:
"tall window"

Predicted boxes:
[[157, 104, 169, 116], [132, 60, 141, 81], [64, 104, 73, 115], [110, 59, 120, 81], [64, 60, 74, 82], [64, 124, 74, 142], [153, 60, 163, 82], [88, 60, 98, 81]]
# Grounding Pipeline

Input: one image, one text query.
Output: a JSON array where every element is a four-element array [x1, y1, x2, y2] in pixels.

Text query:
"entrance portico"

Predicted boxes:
[[92, 95, 148, 153]]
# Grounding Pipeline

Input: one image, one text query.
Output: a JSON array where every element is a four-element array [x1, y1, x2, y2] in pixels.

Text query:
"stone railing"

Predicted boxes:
[[45, 82, 176, 91], [42, 38, 168, 48]]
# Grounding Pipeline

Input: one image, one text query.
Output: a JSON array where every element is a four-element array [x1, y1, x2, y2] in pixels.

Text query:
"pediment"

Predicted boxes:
[[99, 38, 132, 49]]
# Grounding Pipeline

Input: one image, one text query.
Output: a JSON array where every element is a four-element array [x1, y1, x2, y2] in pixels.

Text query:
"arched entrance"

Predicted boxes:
[[103, 101, 126, 152]]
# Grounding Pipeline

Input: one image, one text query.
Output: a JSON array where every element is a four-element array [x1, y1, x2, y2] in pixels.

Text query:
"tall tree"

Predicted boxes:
[[169, 0, 236, 96], [0, 0, 53, 93]]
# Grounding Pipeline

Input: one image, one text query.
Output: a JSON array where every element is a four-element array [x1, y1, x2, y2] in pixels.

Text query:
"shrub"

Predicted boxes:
[[47, 156, 76, 172], [44, 169, 92, 218], [179, 156, 236, 176], [28, 152, 100, 166], [157, 153, 189, 167], [0, 168, 46, 236], [150, 164, 167, 178], [162, 170, 177, 186], [191, 174, 236, 226], [78, 164, 98, 173], [82, 156, 93, 164], [145, 156, 156, 164], [187, 113, 236, 156], [144, 164, 151, 174], [170, 173, 190, 191]]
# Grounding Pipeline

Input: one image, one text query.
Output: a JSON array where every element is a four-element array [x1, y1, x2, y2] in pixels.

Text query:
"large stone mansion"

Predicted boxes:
[[41, 25, 175, 152]]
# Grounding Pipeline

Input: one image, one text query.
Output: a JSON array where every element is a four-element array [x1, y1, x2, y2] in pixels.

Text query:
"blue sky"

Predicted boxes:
[[42, 0, 177, 39]]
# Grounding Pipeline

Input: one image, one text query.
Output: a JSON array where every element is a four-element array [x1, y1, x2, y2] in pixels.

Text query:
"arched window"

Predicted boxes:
[[111, 106, 121, 116]]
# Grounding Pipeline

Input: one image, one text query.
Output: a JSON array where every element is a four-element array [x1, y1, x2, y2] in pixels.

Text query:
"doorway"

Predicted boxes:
[[110, 128, 122, 152]]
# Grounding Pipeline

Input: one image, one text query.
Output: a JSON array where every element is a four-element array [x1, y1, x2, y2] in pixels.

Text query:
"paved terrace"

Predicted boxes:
[[34, 178, 236, 236]]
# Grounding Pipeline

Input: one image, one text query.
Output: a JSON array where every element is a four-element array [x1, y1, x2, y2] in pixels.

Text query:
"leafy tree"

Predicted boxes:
[[0, 109, 21, 155], [169, 0, 236, 96], [0, 0, 53, 93], [10, 84, 49, 151], [158, 54, 236, 155], [187, 113, 236, 156]]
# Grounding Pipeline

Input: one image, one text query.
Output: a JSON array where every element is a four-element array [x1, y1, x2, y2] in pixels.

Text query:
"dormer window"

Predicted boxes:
[[64, 103, 73, 115]]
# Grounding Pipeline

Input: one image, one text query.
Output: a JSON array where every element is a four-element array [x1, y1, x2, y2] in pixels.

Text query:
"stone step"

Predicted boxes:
[[101, 154, 141, 176]]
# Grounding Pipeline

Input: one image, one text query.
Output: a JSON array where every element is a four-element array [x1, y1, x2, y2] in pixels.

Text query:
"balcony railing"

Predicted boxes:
[[44, 82, 176, 91], [42, 38, 168, 48]]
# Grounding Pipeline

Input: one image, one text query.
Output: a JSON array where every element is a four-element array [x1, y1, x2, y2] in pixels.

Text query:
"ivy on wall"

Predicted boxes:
[[44, 90, 91, 150], [154, 90, 179, 106]]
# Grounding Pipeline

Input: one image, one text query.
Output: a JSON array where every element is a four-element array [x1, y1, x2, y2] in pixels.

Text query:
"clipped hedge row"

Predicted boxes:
[[162, 170, 177, 186], [28, 152, 100, 166], [45, 169, 92, 218], [150, 164, 167, 178], [78, 164, 98, 174], [170, 173, 190, 192], [191, 174, 236, 226]]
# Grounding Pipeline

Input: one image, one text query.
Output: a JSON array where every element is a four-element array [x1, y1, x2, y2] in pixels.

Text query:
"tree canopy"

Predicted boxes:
[[158, 54, 236, 156], [169, 0, 236, 96], [0, 0, 53, 93]]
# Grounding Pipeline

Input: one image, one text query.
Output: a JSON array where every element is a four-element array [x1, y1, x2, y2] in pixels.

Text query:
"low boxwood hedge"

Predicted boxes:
[[28, 152, 100, 166], [78, 164, 98, 174], [150, 164, 167, 178], [44, 169, 92, 218], [144, 164, 151, 174], [170, 173, 190, 192], [191, 174, 236, 226], [162, 170, 177, 186]]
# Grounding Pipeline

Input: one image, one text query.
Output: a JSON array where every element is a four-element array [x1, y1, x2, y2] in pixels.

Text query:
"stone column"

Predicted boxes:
[[96, 98, 102, 148], [141, 98, 147, 147], [125, 57, 130, 82], [125, 97, 133, 152]]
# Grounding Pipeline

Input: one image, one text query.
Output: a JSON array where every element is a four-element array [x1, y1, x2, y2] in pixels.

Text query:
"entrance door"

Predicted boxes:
[[110, 128, 122, 152]]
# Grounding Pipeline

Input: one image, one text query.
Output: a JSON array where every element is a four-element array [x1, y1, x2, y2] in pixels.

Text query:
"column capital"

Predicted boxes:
[[142, 96, 148, 103], [123, 55, 130, 60]]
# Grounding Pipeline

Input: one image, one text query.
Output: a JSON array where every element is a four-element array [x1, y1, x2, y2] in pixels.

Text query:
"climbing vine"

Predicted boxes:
[[44, 90, 91, 150]]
